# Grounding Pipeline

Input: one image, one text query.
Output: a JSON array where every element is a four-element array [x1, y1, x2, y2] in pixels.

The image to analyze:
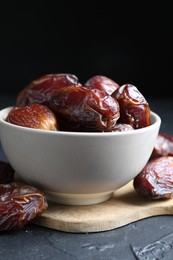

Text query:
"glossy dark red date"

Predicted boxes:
[[0, 182, 48, 231], [133, 156, 173, 199], [84, 75, 120, 95], [7, 103, 58, 130], [112, 84, 150, 129], [49, 86, 120, 132], [150, 132, 173, 160], [16, 73, 80, 106]]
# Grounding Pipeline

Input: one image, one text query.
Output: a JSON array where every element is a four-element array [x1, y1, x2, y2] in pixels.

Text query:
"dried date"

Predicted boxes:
[[150, 132, 173, 160], [7, 103, 58, 130], [0, 161, 14, 184], [112, 84, 151, 129], [0, 182, 48, 231], [133, 156, 173, 199], [16, 73, 80, 107], [49, 86, 120, 132], [84, 75, 120, 95]]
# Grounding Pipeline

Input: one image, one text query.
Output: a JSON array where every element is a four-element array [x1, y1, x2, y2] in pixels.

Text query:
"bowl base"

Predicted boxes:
[[14, 173, 115, 205], [45, 190, 115, 206]]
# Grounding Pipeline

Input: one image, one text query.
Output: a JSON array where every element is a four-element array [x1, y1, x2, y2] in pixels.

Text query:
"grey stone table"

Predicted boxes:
[[0, 95, 173, 260]]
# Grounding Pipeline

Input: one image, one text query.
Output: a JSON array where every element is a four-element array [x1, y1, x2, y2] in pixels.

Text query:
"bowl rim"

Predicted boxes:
[[0, 106, 161, 137]]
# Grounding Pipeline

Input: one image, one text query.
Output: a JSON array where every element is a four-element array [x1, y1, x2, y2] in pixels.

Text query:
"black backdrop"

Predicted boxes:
[[0, 1, 172, 99]]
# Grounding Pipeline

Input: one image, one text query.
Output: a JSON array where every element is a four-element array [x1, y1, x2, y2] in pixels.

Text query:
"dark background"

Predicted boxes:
[[0, 1, 172, 99]]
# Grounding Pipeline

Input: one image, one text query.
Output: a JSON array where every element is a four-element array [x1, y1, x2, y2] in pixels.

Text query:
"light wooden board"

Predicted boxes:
[[32, 181, 173, 233]]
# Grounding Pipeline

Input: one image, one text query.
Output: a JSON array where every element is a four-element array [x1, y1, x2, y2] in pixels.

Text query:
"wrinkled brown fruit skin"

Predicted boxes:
[[133, 156, 173, 199], [0, 161, 14, 184], [150, 132, 173, 160], [0, 160, 48, 231], [0, 182, 48, 231], [7, 103, 58, 130], [112, 84, 151, 129], [84, 75, 120, 95], [49, 86, 120, 132], [16, 74, 80, 107]]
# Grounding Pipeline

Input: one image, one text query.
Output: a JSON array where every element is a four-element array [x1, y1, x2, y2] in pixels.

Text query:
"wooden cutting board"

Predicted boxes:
[[32, 181, 173, 233]]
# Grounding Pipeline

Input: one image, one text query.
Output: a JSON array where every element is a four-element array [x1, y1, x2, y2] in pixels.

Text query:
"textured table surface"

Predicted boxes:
[[0, 95, 173, 260]]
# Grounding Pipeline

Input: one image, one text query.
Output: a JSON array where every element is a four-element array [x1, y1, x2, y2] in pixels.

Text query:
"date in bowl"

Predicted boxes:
[[0, 107, 161, 205]]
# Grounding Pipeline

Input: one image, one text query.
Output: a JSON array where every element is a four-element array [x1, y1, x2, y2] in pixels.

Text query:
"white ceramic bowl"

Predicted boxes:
[[0, 107, 161, 205]]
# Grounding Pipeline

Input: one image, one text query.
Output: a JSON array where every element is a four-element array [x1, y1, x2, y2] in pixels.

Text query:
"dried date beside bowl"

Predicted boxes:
[[0, 160, 48, 231], [133, 156, 173, 199], [0, 182, 48, 231]]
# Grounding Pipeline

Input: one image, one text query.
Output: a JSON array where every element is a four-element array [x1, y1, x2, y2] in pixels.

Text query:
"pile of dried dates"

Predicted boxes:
[[7, 73, 151, 132]]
